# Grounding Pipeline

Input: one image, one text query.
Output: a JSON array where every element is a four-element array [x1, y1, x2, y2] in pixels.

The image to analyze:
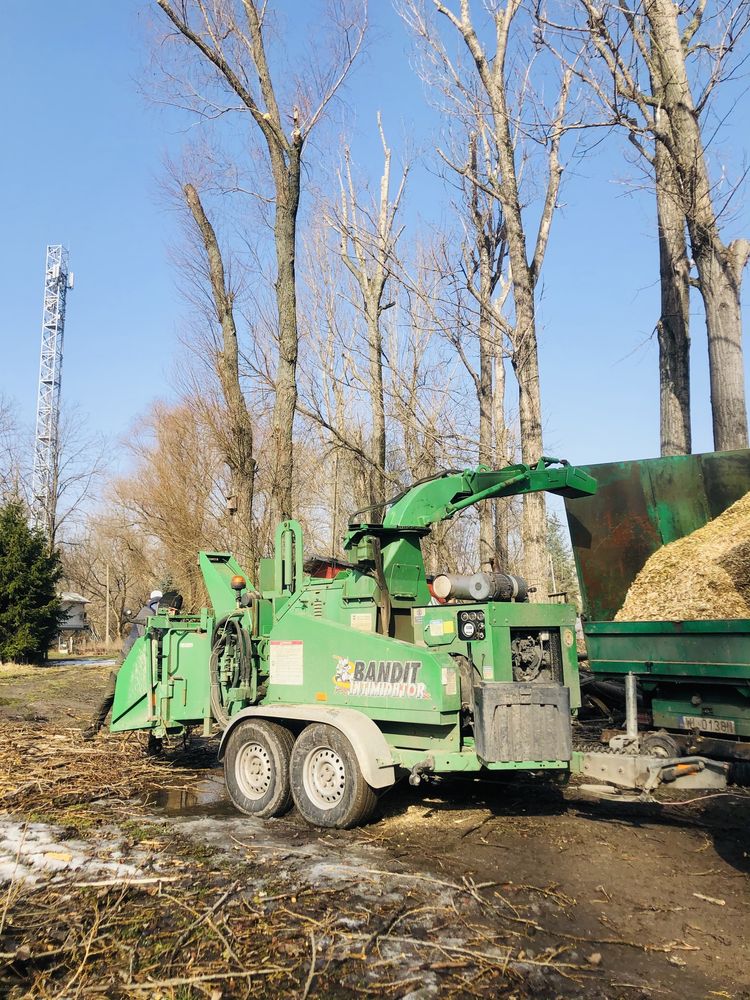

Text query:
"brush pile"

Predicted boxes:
[[616, 490, 750, 621], [0, 724, 190, 816]]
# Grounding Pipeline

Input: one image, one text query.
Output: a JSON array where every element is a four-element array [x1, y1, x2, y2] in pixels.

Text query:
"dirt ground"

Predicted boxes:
[[1, 660, 748, 999]]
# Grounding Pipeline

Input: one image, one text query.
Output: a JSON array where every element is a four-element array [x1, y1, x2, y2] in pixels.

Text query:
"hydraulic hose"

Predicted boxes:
[[209, 614, 251, 727]]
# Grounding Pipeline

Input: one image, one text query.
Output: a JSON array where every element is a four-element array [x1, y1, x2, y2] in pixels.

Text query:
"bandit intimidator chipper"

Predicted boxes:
[[110, 458, 731, 828]]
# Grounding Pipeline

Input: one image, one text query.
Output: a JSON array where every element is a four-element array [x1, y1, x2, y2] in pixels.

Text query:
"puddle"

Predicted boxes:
[[47, 658, 117, 668], [146, 773, 232, 817]]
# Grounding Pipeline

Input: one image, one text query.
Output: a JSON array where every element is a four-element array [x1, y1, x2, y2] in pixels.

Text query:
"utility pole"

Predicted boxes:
[[31, 245, 73, 545], [105, 563, 111, 650]]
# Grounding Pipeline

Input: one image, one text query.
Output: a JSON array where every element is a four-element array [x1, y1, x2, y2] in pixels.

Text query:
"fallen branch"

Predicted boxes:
[[299, 930, 317, 1000]]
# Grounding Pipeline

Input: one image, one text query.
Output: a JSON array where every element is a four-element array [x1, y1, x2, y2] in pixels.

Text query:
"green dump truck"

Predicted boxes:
[[565, 448, 750, 769]]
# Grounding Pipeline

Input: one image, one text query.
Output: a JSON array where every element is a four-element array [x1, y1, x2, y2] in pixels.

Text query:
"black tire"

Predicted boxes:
[[224, 720, 294, 818], [641, 729, 682, 759], [290, 723, 377, 829]]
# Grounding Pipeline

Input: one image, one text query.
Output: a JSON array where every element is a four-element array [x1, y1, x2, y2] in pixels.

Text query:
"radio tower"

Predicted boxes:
[[31, 245, 73, 543]]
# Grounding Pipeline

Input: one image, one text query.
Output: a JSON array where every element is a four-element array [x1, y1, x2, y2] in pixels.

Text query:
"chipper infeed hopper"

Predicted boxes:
[[564, 448, 750, 766]]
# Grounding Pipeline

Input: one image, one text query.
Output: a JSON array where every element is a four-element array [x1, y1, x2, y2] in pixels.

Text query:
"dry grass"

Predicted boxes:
[[616, 490, 750, 621], [0, 663, 45, 680]]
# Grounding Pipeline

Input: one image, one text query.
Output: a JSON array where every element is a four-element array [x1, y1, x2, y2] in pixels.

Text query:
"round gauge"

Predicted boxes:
[[462, 620, 476, 638], [563, 628, 575, 648]]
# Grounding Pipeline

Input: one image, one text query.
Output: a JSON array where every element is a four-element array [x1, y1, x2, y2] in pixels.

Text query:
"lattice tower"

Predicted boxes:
[[31, 245, 72, 540]]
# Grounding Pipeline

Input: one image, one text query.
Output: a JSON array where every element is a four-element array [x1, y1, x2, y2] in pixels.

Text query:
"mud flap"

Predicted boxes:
[[473, 682, 572, 763]]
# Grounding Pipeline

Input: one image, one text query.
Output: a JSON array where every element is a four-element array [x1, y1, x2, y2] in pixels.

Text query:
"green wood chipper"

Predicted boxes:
[[110, 457, 732, 827]]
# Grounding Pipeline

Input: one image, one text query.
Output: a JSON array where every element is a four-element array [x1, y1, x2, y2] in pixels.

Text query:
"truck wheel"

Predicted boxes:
[[290, 723, 377, 829], [224, 720, 294, 818], [641, 730, 682, 759]]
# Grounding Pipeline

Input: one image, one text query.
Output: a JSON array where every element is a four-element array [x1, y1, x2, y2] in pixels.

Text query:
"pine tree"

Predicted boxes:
[[546, 512, 580, 606], [0, 499, 63, 663]]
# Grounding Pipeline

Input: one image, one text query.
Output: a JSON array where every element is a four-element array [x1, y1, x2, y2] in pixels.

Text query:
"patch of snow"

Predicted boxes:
[[0, 818, 142, 886], [400, 975, 439, 998]]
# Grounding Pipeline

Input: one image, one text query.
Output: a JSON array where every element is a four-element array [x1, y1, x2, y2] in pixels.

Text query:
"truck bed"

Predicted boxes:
[[584, 618, 750, 680]]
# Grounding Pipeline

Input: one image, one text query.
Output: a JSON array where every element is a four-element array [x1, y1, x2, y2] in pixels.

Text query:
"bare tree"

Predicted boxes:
[[432, 130, 512, 568], [401, 0, 573, 596], [330, 115, 409, 513], [44, 405, 109, 549], [113, 399, 229, 609], [298, 218, 386, 542], [552, 0, 750, 451], [652, 46, 691, 455], [154, 0, 366, 520], [183, 181, 257, 567], [0, 395, 24, 499], [390, 260, 475, 572], [464, 134, 512, 569], [648, 0, 750, 450], [63, 513, 162, 642]]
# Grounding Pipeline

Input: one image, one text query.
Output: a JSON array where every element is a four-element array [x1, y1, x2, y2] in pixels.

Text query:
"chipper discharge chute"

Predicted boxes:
[[564, 448, 750, 782], [110, 457, 732, 827]]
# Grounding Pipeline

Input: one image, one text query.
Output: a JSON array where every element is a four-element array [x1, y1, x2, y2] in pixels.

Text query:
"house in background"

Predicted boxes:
[[58, 592, 92, 651]]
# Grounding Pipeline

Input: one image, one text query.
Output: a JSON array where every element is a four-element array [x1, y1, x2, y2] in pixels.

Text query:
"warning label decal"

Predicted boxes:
[[269, 640, 304, 685]]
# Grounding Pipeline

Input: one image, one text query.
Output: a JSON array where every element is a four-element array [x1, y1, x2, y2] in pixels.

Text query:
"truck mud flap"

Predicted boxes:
[[473, 682, 572, 764]]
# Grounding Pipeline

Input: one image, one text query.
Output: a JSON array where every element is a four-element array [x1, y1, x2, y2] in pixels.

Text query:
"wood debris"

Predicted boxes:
[[616, 490, 750, 621]]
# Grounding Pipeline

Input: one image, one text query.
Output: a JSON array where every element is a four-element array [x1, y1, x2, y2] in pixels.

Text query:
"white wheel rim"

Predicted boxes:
[[303, 746, 346, 810], [235, 742, 273, 800]]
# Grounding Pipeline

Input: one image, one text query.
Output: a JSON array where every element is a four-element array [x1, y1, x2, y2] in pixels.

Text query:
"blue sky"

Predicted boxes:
[[1, 0, 748, 480]]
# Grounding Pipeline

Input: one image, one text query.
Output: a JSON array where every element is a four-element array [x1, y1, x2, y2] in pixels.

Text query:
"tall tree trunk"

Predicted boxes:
[[654, 136, 691, 456], [154, 2, 322, 523], [405, 0, 570, 594], [646, 0, 750, 451], [270, 155, 301, 521], [435, 1, 562, 599], [477, 267, 495, 571], [184, 183, 256, 568], [492, 350, 509, 570], [651, 47, 691, 457], [698, 243, 750, 450], [499, 106, 548, 599], [511, 302, 547, 599], [460, 129, 506, 571], [366, 304, 387, 510]]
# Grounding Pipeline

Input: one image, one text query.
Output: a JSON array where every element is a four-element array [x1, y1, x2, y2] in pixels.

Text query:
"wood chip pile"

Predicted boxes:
[[615, 490, 750, 621]]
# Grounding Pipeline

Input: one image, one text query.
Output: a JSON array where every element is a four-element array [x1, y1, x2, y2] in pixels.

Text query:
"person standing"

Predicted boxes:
[[83, 589, 163, 739]]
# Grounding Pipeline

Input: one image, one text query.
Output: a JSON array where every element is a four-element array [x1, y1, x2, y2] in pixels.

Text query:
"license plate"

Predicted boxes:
[[680, 715, 736, 735]]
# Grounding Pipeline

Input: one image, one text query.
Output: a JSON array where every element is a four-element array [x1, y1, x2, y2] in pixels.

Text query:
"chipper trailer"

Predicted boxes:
[[110, 458, 731, 828]]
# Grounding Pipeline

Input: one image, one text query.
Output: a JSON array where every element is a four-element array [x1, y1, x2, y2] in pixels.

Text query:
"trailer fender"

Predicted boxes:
[[217, 706, 397, 789]]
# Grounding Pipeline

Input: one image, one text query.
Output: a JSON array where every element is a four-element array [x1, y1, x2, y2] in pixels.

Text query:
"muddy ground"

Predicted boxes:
[[0, 660, 748, 999]]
